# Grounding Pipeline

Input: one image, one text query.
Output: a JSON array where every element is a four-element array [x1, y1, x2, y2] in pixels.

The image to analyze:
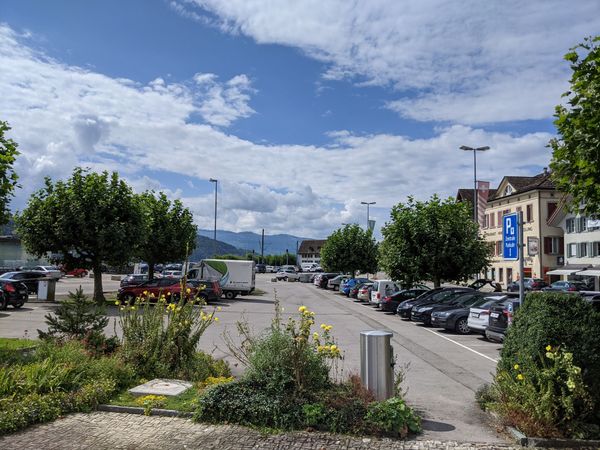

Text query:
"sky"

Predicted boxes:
[[1, 0, 599, 239]]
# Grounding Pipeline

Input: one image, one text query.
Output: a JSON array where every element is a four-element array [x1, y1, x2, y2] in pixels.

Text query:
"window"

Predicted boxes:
[[499, 268, 504, 282], [490, 213, 495, 228], [566, 218, 575, 233], [577, 216, 587, 233], [507, 268, 513, 283], [592, 242, 600, 257], [567, 243, 577, 258], [547, 202, 558, 220], [483, 214, 489, 228], [497, 211, 502, 227], [544, 236, 563, 255], [496, 241, 502, 256], [504, 185, 513, 196], [526, 204, 533, 222], [578, 242, 588, 258], [491, 268, 496, 280]]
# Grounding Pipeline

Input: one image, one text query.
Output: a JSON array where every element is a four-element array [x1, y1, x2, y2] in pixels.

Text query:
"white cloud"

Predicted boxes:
[[182, 0, 599, 124], [0, 24, 554, 238]]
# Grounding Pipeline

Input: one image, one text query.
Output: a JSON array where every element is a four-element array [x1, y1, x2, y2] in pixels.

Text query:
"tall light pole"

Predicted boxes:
[[209, 178, 218, 257], [360, 201, 376, 231], [459, 146, 490, 223]]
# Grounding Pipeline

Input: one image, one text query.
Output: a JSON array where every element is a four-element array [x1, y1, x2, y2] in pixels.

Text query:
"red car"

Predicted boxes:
[[117, 278, 191, 303], [61, 267, 88, 277]]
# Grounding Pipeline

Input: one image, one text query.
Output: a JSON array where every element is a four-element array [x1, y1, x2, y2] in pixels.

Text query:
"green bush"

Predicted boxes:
[[366, 397, 422, 437]]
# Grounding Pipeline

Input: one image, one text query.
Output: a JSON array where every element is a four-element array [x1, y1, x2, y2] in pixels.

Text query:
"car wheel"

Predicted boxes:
[[455, 318, 470, 335], [123, 293, 136, 305], [283, 277, 288, 281], [224, 291, 235, 300], [0, 296, 7, 310], [197, 294, 208, 304]]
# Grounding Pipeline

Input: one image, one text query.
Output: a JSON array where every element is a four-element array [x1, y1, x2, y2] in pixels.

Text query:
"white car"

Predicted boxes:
[[467, 295, 509, 335], [162, 270, 182, 278], [370, 280, 400, 306], [265, 265, 275, 273], [275, 268, 300, 281], [31, 265, 63, 280]]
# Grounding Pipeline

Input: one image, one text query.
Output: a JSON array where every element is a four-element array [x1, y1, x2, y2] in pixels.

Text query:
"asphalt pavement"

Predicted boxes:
[[0, 274, 507, 444]]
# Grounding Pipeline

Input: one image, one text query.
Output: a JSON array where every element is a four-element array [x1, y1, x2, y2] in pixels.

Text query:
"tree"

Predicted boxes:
[[15, 168, 145, 302], [138, 192, 197, 281], [379, 196, 491, 288], [0, 121, 21, 225], [550, 36, 600, 215], [320, 224, 378, 275]]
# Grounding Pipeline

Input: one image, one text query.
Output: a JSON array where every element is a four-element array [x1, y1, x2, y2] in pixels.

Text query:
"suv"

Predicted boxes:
[[485, 299, 521, 342], [0, 271, 46, 294], [118, 278, 191, 303], [187, 279, 222, 303], [0, 279, 29, 309]]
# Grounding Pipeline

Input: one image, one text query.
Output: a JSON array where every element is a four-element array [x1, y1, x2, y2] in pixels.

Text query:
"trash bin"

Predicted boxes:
[[37, 278, 56, 301], [360, 330, 394, 400]]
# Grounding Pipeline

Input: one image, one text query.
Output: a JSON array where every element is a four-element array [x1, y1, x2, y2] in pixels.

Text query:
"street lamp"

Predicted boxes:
[[209, 178, 218, 257], [459, 146, 490, 223], [360, 201, 376, 231]]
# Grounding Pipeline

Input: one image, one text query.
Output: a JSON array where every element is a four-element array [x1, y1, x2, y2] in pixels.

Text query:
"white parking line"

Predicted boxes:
[[422, 327, 499, 363]]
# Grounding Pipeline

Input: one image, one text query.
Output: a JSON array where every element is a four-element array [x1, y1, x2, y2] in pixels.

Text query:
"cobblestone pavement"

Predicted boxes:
[[0, 412, 522, 450]]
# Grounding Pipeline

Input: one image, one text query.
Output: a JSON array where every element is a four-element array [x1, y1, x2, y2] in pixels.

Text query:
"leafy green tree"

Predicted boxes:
[[138, 192, 197, 280], [320, 224, 378, 275], [550, 36, 600, 215], [380, 196, 491, 288], [0, 121, 21, 225], [15, 168, 145, 302]]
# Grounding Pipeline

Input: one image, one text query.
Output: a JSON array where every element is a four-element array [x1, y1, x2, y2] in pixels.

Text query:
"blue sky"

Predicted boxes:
[[1, 1, 599, 238]]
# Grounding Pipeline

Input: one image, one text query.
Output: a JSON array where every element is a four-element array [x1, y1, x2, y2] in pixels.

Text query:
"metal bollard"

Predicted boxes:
[[360, 330, 394, 400]]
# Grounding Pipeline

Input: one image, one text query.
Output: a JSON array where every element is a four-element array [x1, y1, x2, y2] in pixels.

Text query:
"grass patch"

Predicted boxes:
[[0, 337, 37, 351], [110, 386, 200, 412]]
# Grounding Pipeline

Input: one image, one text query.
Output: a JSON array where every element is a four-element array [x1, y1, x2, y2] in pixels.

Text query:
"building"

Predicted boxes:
[[481, 171, 565, 287], [548, 207, 600, 290], [297, 239, 326, 267], [0, 235, 45, 268]]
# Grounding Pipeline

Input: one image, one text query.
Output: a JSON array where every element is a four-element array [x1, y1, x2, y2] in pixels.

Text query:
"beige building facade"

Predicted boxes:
[[481, 173, 564, 288]]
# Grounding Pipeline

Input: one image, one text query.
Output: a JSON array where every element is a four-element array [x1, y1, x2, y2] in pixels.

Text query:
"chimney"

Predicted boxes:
[[543, 167, 549, 176]]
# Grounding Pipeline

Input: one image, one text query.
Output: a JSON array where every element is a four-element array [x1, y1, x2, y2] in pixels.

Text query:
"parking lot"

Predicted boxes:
[[0, 273, 506, 444]]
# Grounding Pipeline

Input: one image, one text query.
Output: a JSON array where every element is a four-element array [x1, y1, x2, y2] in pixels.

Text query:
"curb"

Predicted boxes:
[[98, 404, 193, 418]]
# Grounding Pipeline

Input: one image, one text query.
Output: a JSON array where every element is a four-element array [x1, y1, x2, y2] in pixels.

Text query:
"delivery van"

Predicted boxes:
[[188, 259, 255, 300]]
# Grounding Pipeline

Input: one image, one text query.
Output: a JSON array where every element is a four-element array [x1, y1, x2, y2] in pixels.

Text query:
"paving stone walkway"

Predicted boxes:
[[0, 412, 523, 450]]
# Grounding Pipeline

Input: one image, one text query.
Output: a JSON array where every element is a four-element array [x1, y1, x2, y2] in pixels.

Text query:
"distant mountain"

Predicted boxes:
[[190, 235, 247, 261], [198, 230, 315, 255]]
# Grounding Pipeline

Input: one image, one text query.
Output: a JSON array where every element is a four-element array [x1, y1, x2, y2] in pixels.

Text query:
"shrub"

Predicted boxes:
[[118, 289, 221, 380], [365, 397, 422, 437], [136, 395, 167, 416], [499, 293, 600, 419]]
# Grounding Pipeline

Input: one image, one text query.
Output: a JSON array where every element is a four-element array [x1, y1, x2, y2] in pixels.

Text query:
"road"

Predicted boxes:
[[0, 274, 506, 444]]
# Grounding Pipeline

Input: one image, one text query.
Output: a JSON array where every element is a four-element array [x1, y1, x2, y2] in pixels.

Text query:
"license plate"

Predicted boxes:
[[471, 312, 480, 318], [490, 312, 500, 318]]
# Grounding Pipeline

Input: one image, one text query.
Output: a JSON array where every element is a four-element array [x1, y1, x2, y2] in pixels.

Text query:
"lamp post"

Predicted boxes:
[[209, 178, 218, 257], [459, 146, 490, 223], [360, 201, 376, 231]]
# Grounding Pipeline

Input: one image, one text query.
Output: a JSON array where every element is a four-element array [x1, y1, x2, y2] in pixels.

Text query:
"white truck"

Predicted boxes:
[[187, 259, 255, 300]]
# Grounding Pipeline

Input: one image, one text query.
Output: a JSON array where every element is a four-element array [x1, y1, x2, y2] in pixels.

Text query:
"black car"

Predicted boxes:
[[255, 264, 266, 274], [410, 290, 475, 325], [380, 288, 429, 313], [0, 279, 29, 309], [506, 278, 548, 292], [485, 299, 521, 342], [398, 287, 471, 319], [0, 271, 47, 294], [318, 273, 339, 289], [430, 293, 506, 334]]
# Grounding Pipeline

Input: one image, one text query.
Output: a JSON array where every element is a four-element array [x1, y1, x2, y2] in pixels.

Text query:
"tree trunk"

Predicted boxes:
[[433, 277, 441, 288], [148, 261, 155, 282], [93, 261, 105, 303]]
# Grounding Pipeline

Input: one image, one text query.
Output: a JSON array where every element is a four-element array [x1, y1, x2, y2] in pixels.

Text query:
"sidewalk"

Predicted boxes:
[[0, 412, 522, 450]]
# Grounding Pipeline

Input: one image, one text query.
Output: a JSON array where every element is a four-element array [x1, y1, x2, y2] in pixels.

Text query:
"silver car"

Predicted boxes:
[[31, 265, 63, 280]]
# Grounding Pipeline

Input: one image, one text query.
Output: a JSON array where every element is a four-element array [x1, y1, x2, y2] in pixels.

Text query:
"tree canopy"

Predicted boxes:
[[320, 224, 378, 275], [379, 196, 491, 288], [550, 36, 600, 215], [15, 168, 145, 302], [137, 191, 197, 280], [0, 121, 20, 225]]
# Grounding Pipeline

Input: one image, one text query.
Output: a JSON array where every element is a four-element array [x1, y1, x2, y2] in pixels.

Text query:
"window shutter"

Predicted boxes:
[[547, 202, 557, 220], [558, 237, 564, 255], [544, 237, 552, 254]]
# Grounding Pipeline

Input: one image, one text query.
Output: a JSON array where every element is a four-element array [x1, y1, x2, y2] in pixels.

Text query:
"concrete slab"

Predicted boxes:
[[128, 379, 192, 397]]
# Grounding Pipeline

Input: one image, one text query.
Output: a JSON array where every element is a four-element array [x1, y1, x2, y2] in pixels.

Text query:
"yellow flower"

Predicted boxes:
[[325, 325, 333, 332], [545, 345, 552, 351], [331, 345, 337, 351], [546, 352, 554, 359], [143, 290, 148, 296], [298, 306, 307, 313], [313, 332, 319, 339], [115, 300, 120, 306], [186, 288, 191, 294], [214, 317, 219, 322], [217, 306, 222, 311], [149, 292, 155, 298], [320, 323, 327, 330], [309, 311, 315, 316], [131, 306, 137, 311], [517, 374, 524, 381], [514, 364, 519, 370]]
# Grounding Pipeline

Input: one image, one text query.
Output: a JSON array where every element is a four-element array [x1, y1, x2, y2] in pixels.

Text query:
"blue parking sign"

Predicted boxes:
[[503, 213, 519, 260]]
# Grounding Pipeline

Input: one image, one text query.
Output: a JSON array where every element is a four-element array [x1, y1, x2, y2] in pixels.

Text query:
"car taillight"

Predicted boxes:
[[567, 287, 576, 291], [4, 283, 15, 293], [376, 292, 380, 299], [480, 310, 489, 315], [503, 310, 513, 325], [383, 296, 391, 302]]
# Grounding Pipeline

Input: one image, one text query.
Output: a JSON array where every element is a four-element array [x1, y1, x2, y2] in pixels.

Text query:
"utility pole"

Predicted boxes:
[[459, 146, 490, 223], [209, 178, 218, 257], [261, 228, 265, 264], [518, 211, 525, 303]]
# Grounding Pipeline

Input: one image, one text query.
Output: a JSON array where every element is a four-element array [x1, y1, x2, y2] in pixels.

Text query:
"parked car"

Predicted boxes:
[[120, 274, 149, 288], [117, 278, 192, 303], [61, 267, 88, 277], [265, 265, 275, 273], [410, 290, 474, 325], [370, 280, 400, 306], [467, 295, 515, 335], [349, 281, 372, 299], [542, 280, 588, 292], [162, 270, 182, 279], [506, 278, 548, 292], [340, 278, 371, 297], [431, 293, 508, 334], [316, 273, 337, 288], [0, 279, 29, 309], [0, 271, 47, 294], [469, 279, 503, 292], [28, 266, 63, 280], [327, 274, 350, 291], [276, 268, 300, 281], [255, 264, 266, 274], [356, 283, 374, 302], [485, 299, 522, 342], [186, 279, 222, 303], [380, 288, 430, 313]]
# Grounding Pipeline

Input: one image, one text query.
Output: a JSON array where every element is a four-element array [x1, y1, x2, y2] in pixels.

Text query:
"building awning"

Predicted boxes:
[[576, 270, 600, 277], [546, 269, 581, 275]]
